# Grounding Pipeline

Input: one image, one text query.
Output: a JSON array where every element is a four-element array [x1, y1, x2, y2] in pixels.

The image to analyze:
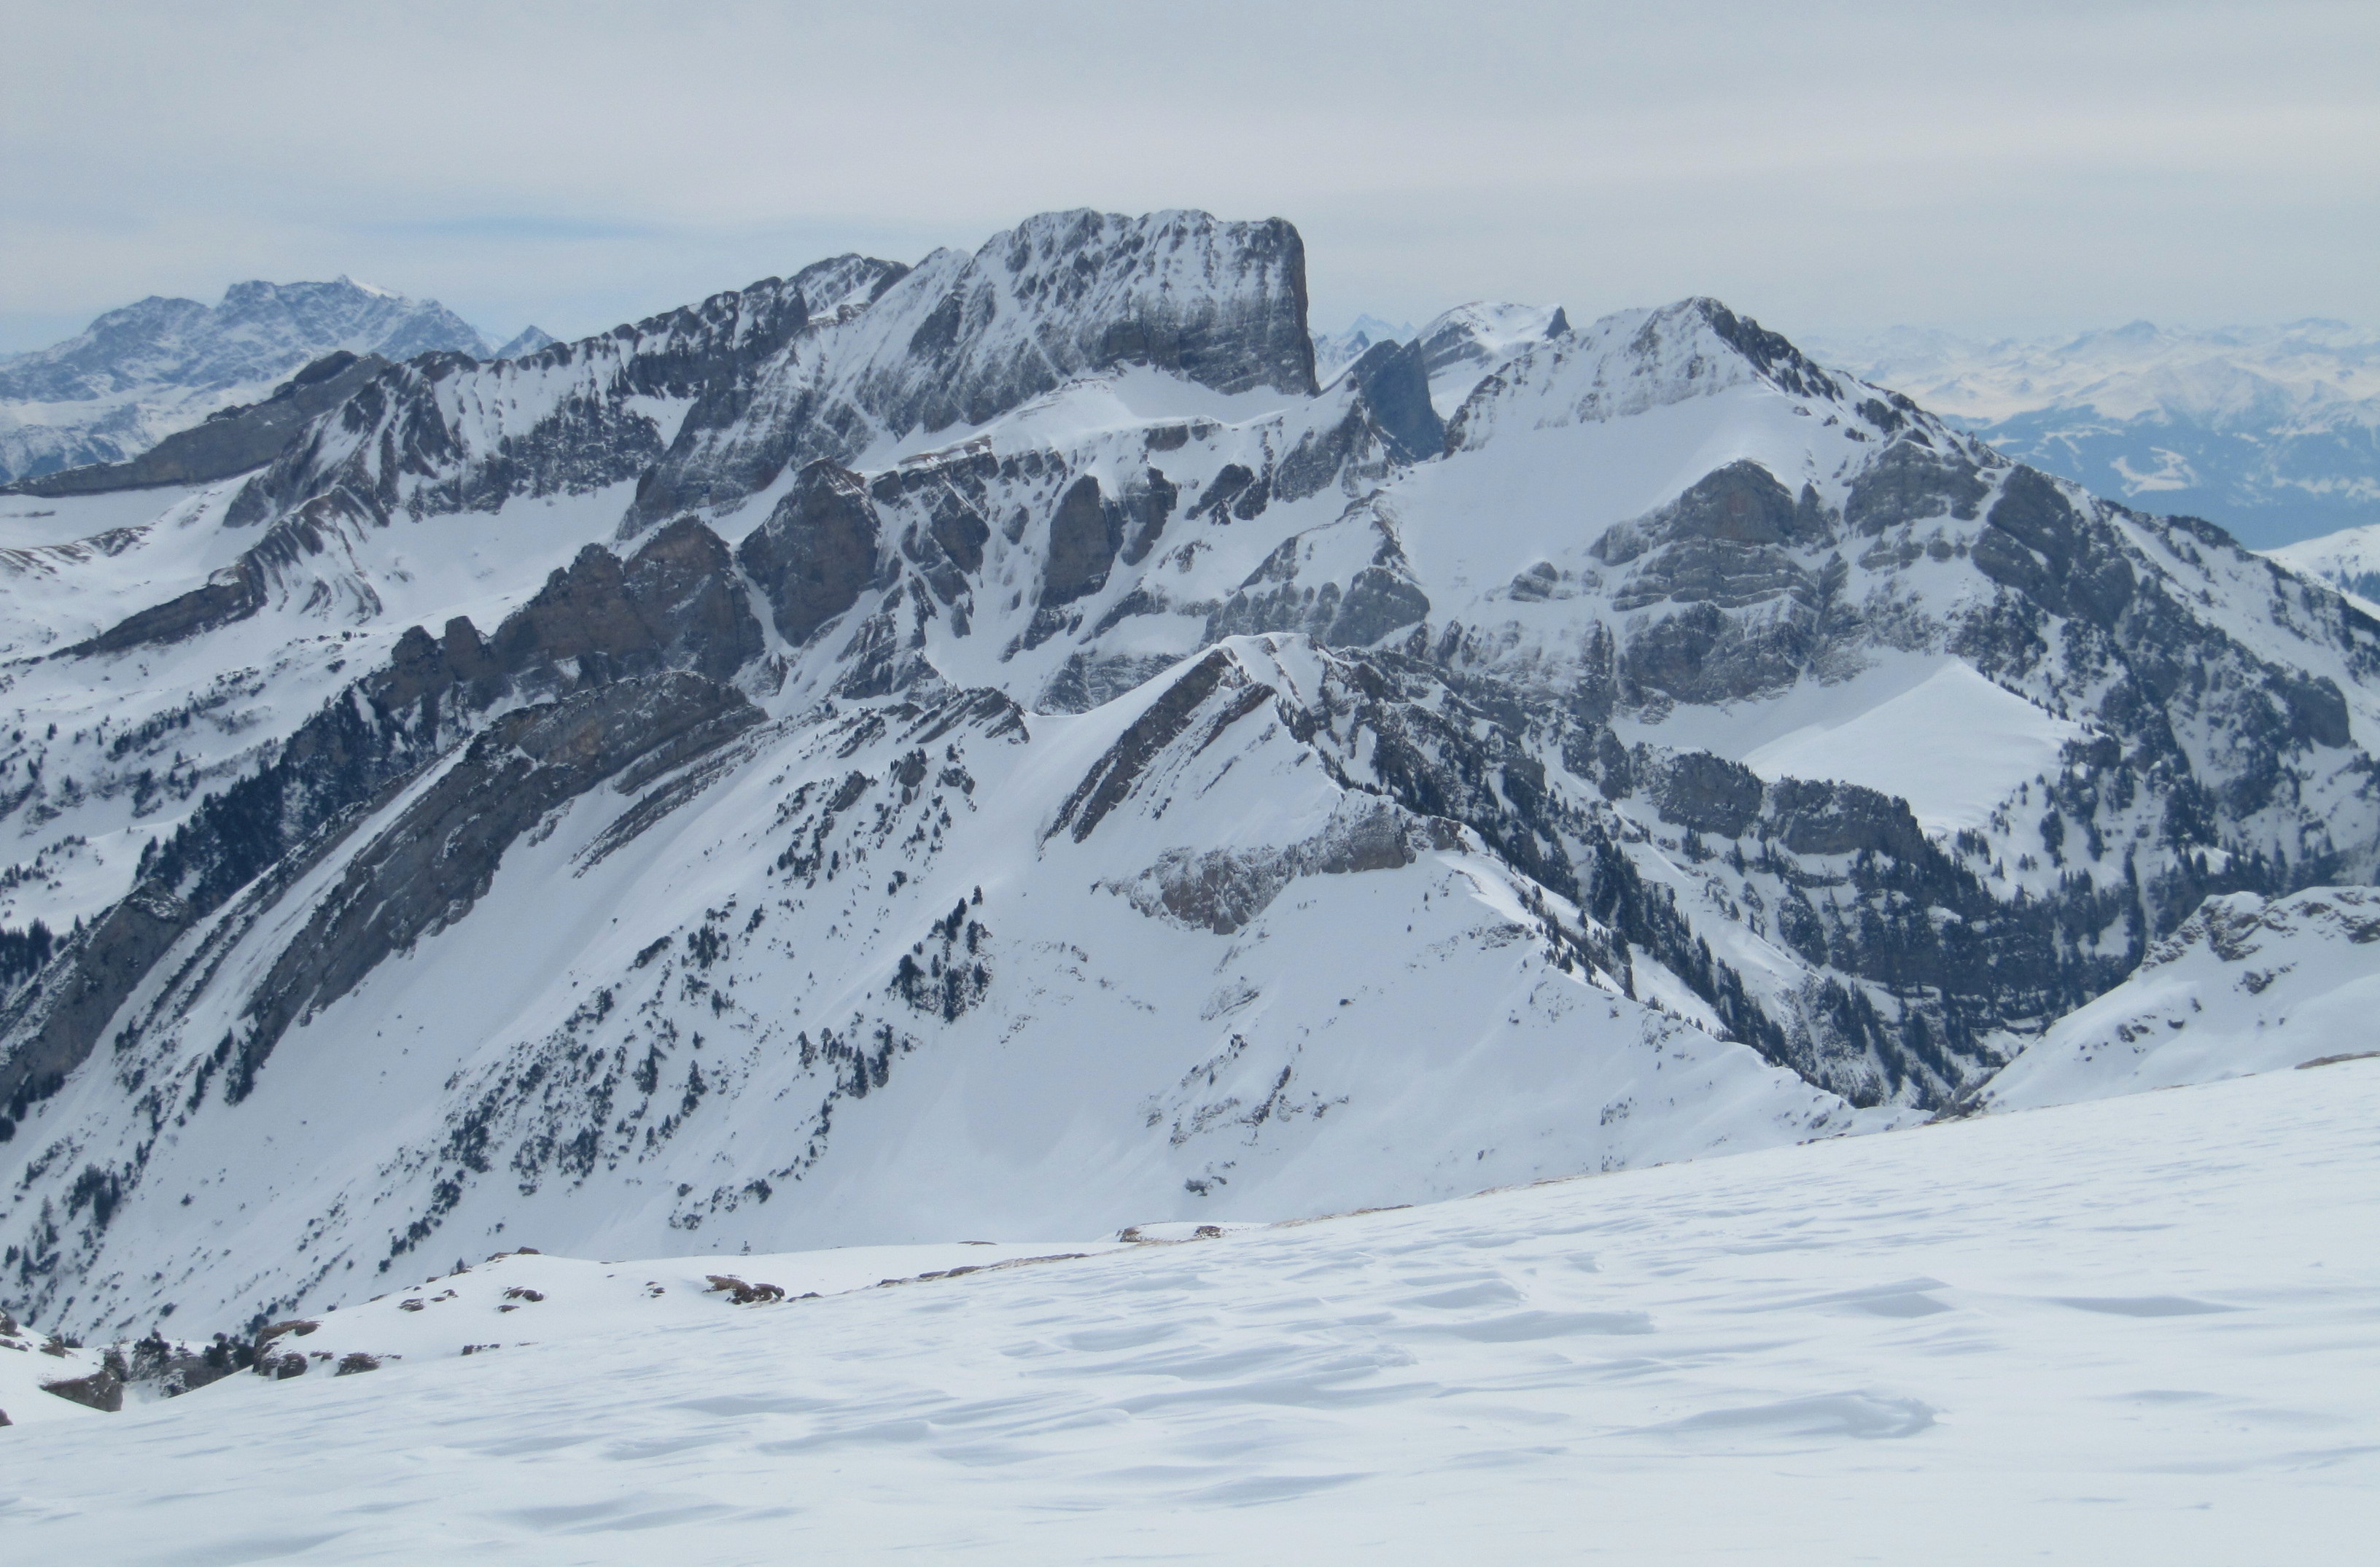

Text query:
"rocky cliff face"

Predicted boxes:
[[219, 256, 900, 539], [1, 211, 2374, 1337], [621, 209, 1315, 531]]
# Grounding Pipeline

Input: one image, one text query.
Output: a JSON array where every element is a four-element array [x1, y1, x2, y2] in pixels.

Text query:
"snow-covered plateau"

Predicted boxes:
[[4, 1057, 2374, 1563], [0, 209, 2374, 1540]]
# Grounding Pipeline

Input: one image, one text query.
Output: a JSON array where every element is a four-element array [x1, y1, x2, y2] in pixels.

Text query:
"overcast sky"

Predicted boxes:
[[4, 0, 2375, 353]]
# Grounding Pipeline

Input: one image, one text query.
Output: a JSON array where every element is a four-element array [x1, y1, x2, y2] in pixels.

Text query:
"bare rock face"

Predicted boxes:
[[1651, 753, 1766, 839], [736, 461, 884, 646], [623, 516, 767, 680], [488, 546, 667, 679], [1597, 460, 1835, 606], [1342, 338, 1444, 462], [0, 887, 193, 1124], [626, 209, 1318, 531], [1972, 466, 2139, 631], [481, 518, 764, 691], [871, 209, 1318, 435], [1041, 475, 1120, 610], [1843, 438, 1988, 535]]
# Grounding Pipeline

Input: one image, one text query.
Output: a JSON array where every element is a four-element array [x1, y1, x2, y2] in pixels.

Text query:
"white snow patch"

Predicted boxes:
[[1735, 662, 2082, 834]]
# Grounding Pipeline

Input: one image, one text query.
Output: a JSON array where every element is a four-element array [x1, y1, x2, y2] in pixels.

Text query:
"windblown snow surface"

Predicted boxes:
[[3, 1059, 2375, 1564]]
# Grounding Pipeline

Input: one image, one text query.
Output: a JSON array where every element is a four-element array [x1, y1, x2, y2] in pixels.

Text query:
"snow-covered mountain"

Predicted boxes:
[[1413, 300, 1568, 417], [1819, 320, 2380, 549], [491, 325, 556, 361], [1, 209, 2376, 1341], [0, 279, 489, 483], [2268, 521, 2380, 613], [1316, 302, 1570, 420]]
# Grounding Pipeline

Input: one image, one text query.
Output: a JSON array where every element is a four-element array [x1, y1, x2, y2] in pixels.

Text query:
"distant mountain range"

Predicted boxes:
[[0, 279, 547, 483], [1814, 320, 2380, 550]]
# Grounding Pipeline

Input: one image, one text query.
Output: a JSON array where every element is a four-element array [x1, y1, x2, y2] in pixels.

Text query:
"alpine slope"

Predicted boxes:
[[0, 209, 2375, 1343], [3, 1054, 2373, 1564]]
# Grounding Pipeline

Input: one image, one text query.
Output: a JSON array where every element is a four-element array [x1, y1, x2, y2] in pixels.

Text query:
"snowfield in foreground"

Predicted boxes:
[[4, 1059, 2374, 1566]]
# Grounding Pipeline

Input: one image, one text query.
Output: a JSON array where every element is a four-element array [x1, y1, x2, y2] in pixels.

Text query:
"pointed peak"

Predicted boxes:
[[493, 326, 558, 361], [1665, 298, 1844, 403]]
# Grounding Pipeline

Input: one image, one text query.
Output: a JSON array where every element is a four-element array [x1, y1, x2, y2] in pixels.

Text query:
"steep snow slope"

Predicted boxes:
[[4, 1060, 2375, 1564], [0, 279, 488, 483], [1821, 319, 2380, 548], [1979, 885, 2380, 1111], [3, 212, 2378, 1340]]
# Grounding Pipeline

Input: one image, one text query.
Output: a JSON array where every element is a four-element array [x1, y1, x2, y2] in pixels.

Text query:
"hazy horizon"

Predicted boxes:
[[4, 1, 2375, 356], [6, 257, 2376, 368]]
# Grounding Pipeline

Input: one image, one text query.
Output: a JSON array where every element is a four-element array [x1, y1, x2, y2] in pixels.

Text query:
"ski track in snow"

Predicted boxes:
[[3, 1059, 2375, 1564]]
